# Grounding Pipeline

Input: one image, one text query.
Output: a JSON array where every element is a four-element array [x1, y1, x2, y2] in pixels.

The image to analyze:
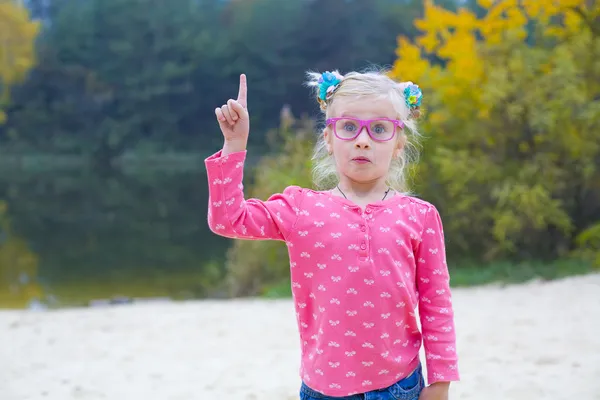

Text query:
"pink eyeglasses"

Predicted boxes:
[[325, 117, 403, 142]]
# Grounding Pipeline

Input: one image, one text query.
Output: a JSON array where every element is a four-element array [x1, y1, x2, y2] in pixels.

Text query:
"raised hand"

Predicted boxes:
[[215, 74, 249, 149]]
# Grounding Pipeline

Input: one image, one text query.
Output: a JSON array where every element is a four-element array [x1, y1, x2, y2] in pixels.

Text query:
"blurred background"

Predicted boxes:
[[0, 0, 599, 310]]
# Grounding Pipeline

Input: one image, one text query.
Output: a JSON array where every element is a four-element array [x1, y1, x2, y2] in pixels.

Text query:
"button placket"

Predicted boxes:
[[358, 208, 372, 260]]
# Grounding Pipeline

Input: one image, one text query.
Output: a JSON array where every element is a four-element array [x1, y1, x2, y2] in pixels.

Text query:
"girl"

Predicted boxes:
[[207, 70, 459, 400]]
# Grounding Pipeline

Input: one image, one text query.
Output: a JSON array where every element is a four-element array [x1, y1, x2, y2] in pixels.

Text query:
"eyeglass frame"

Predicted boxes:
[[325, 117, 404, 142]]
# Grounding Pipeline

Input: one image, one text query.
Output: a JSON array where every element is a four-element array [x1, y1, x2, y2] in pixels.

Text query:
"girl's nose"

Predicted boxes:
[[354, 128, 371, 149]]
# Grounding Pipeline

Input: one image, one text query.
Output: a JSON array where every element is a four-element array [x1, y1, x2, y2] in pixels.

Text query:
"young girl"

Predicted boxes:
[[207, 70, 459, 400]]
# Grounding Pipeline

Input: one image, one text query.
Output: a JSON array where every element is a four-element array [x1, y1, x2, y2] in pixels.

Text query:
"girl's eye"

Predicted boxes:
[[343, 123, 357, 132], [372, 125, 386, 134]]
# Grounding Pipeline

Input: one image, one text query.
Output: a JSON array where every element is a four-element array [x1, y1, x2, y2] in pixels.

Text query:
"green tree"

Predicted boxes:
[[2, 0, 431, 158], [391, 0, 600, 263], [4, 0, 228, 162]]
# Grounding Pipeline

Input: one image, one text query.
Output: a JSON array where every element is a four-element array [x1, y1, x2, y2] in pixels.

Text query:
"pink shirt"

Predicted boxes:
[[205, 150, 460, 396]]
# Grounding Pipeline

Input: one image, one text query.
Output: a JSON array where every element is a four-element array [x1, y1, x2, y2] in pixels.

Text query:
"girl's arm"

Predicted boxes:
[[207, 74, 304, 242], [205, 149, 304, 242], [415, 205, 460, 385]]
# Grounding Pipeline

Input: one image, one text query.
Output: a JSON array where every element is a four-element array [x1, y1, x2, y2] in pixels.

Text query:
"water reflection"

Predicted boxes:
[[0, 200, 44, 308], [0, 165, 230, 309]]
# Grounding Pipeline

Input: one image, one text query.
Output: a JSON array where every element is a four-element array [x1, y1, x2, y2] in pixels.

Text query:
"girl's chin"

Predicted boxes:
[[341, 170, 385, 183]]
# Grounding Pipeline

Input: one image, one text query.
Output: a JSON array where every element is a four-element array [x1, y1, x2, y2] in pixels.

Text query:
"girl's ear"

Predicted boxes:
[[395, 134, 406, 158], [324, 129, 333, 155]]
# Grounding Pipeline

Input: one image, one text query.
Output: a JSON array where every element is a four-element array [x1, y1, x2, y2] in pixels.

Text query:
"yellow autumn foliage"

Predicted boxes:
[[0, 0, 40, 122], [390, 0, 600, 263]]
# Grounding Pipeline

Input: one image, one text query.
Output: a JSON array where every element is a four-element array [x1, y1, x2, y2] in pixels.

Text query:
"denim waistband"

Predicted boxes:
[[300, 363, 422, 399]]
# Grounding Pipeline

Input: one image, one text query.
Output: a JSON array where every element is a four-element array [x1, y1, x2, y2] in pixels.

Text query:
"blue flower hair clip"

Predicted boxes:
[[402, 82, 423, 109], [318, 71, 344, 102]]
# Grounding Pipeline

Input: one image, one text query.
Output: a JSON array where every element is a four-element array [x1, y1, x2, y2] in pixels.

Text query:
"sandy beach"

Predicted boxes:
[[2, 273, 600, 400]]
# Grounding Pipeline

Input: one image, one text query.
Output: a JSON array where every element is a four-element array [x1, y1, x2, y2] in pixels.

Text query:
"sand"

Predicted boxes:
[[2, 273, 600, 400]]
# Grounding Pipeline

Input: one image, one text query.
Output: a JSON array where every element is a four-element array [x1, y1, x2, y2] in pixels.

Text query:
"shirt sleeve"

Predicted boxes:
[[415, 205, 460, 384], [204, 149, 304, 242]]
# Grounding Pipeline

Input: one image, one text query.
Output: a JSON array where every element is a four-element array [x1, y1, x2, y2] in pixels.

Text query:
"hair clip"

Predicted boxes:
[[318, 71, 344, 102], [402, 82, 422, 109]]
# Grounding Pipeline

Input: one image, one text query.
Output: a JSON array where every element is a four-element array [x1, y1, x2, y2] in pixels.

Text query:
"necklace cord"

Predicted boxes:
[[336, 185, 391, 201]]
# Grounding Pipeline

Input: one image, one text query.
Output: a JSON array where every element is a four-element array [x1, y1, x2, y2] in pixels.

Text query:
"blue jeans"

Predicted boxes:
[[299, 364, 424, 400]]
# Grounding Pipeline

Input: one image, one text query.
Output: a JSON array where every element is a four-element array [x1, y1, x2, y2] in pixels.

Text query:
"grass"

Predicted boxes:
[[1, 259, 595, 309], [261, 258, 598, 298], [0, 268, 226, 310], [448, 259, 597, 287]]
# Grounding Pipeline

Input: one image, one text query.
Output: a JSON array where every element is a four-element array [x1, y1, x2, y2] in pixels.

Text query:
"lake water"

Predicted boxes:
[[0, 163, 233, 309]]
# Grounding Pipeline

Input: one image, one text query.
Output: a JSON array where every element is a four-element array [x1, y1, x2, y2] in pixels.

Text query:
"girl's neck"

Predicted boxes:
[[334, 179, 393, 206]]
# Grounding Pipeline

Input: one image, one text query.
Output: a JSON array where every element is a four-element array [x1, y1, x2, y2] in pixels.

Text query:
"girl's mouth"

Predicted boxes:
[[352, 157, 371, 164]]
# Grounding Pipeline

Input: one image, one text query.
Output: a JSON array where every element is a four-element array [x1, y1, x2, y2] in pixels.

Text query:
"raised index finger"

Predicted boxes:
[[237, 74, 247, 109]]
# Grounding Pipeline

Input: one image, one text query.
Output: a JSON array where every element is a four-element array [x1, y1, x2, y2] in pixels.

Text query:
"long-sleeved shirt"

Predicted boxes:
[[205, 149, 459, 397]]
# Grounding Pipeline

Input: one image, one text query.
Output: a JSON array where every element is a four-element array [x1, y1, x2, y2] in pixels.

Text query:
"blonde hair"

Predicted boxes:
[[305, 67, 423, 194]]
